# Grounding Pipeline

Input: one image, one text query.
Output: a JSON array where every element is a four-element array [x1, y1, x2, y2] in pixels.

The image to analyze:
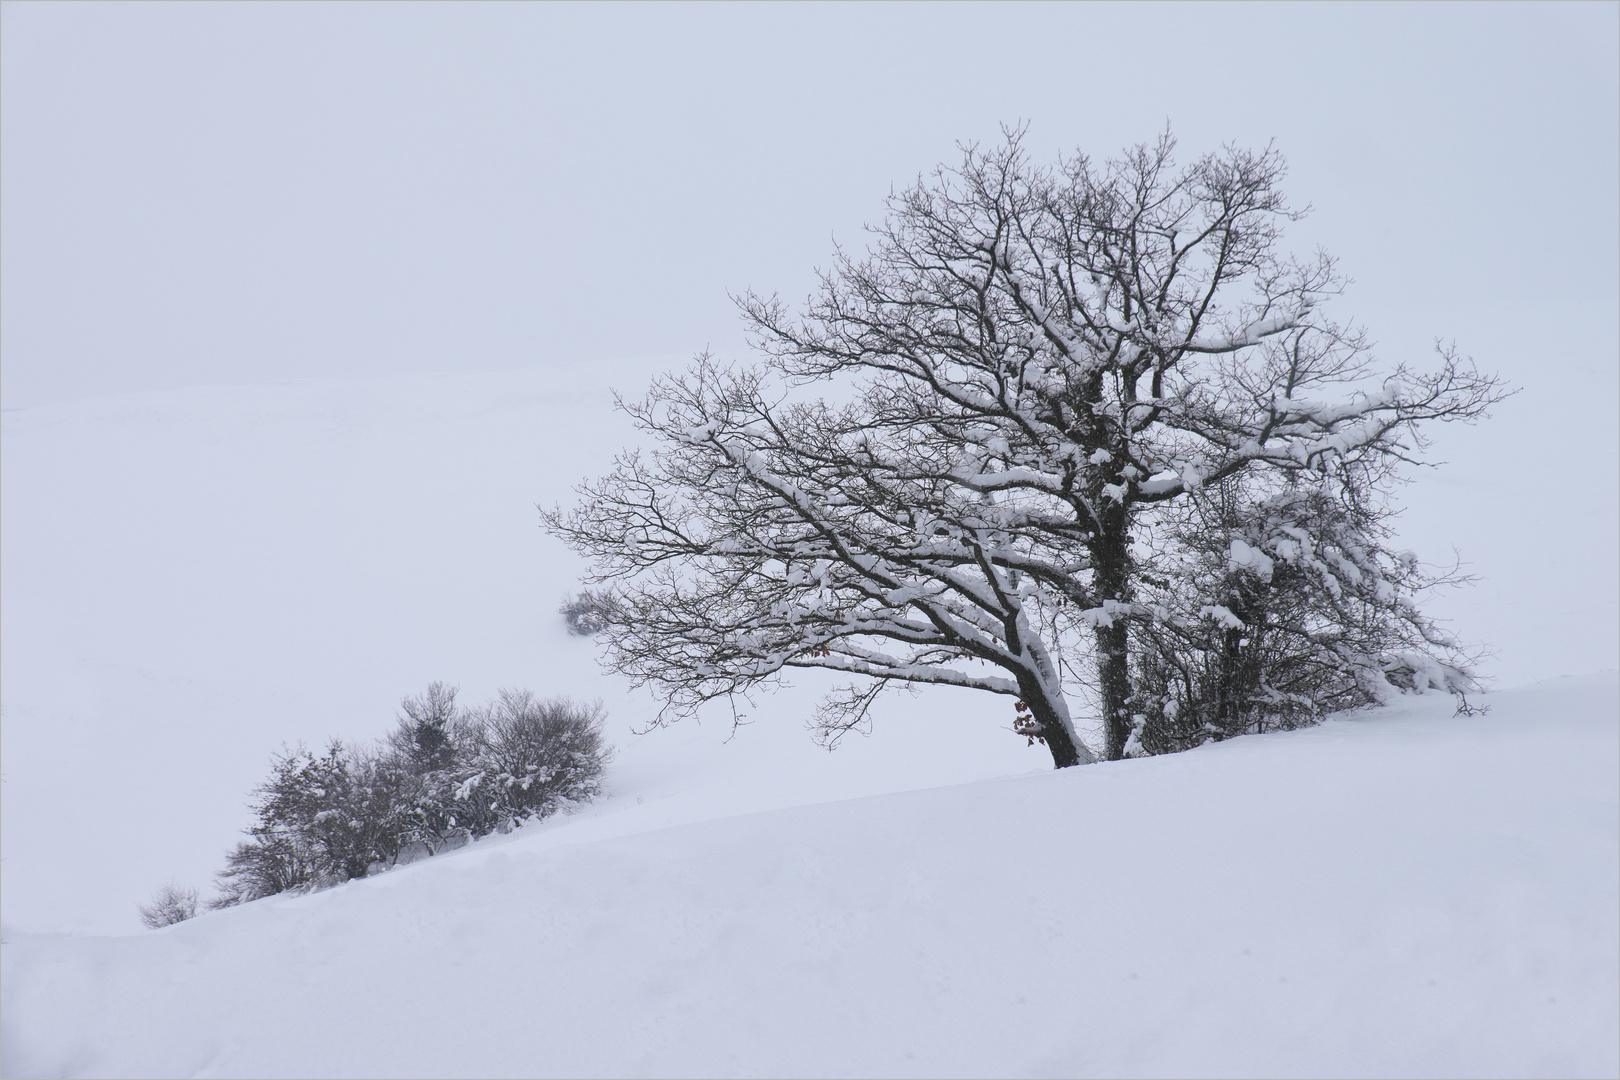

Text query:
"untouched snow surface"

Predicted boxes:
[[4, 673, 1617, 1078]]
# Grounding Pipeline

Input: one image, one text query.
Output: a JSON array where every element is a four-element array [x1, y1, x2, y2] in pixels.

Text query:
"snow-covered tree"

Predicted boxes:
[[545, 128, 1505, 766]]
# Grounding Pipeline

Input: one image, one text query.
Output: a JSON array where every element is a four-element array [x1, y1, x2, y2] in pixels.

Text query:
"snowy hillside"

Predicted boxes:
[[4, 674, 1616, 1078], [2, 371, 1616, 1078], [0, 367, 1062, 942]]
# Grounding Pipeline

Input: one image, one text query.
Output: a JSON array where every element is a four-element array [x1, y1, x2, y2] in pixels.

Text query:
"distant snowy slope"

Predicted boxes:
[[0, 366, 1047, 936], [4, 674, 1615, 1079]]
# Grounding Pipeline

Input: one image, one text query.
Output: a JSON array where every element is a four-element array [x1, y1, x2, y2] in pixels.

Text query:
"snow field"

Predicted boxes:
[[4, 674, 1615, 1078]]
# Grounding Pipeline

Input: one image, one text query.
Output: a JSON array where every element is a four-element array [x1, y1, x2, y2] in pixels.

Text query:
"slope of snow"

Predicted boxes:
[[4, 673, 1616, 1079], [0, 366, 1068, 940]]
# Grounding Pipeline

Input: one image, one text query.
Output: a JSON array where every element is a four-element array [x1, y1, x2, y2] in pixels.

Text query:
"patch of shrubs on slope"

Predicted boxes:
[[139, 685, 611, 926]]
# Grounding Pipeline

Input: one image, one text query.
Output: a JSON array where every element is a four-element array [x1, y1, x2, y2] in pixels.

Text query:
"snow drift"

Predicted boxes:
[[4, 674, 1616, 1078]]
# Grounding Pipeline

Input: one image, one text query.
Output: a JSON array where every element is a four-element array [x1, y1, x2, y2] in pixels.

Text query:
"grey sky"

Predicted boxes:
[[3, 2, 1614, 407]]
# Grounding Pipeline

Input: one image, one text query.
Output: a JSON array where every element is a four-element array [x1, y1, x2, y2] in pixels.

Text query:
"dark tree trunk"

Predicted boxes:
[[1092, 514, 1135, 761], [1017, 672, 1084, 769], [1045, 730, 1083, 769], [1096, 621, 1133, 760]]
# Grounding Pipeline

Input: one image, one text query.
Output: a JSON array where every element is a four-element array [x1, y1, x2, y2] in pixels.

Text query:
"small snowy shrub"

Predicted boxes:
[[463, 691, 611, 822], [379, 686, 609, 840], [560, 588, 619, 636], [139, 881, 199, 929], [212, 835, 312, 908]]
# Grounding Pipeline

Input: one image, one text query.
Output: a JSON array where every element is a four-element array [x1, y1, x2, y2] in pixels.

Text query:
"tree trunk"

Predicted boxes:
[[1017, 673, 1084, 769], [1096, 620, 1133, 760], [1093, 516, 1135, 761]]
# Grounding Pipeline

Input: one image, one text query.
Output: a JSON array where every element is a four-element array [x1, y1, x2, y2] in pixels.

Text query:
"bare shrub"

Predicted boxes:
[[139, 881, 199, 929], [464, 692, 611, 822]]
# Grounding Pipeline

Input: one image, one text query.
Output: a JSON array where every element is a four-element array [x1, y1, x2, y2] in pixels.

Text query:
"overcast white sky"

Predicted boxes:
[[2, 2, 1616, 680], [3, 2, 1614, 404]]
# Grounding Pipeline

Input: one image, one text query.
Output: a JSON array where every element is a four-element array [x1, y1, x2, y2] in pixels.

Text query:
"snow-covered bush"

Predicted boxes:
[[1126, 474, 1475, 755], [209, 687, 612, 908], [211, 835, 312, 908], [560, 588, 619, 636], [384, 685, 611, 842], [211, 741, 412, 905], [138, 881, 199, 929], [463, 691, 611, 821]]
